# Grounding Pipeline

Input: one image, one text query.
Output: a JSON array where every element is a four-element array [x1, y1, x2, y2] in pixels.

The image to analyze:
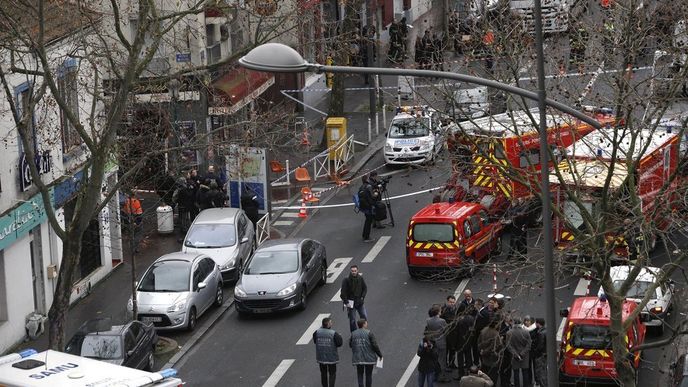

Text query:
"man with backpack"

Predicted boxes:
[[357, 175, 376, 242]]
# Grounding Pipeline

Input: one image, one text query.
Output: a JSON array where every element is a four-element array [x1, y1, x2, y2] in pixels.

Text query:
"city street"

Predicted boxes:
[[174, 150, 688, 386]]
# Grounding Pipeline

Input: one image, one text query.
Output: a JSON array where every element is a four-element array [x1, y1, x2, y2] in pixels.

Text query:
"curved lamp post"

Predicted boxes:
[[240, 42, 590, 387]]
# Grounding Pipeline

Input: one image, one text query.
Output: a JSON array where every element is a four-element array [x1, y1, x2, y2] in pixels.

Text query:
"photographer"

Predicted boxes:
[[358, 175, 376, 242], [368, 171, 388, 229]]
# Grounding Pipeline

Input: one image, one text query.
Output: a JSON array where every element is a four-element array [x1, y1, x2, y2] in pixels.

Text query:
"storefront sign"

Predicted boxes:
[[176, 53, 192, 63], [0, 191, 52, 251], [20, 151, 53, 192]]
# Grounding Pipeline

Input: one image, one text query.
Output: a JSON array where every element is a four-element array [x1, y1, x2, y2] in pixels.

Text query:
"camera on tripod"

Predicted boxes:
[[376, 176, 391, 192]]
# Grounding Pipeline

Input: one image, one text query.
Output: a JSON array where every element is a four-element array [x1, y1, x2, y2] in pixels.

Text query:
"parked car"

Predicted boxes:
[[128, 252, 223, 331], [182, 208, 255, 283], [671, 351, 688, 387], [597, 265, 674, 333], [384, 105, 447, 165], [234, 238, 327, 316], [65, 318, 158, 371]]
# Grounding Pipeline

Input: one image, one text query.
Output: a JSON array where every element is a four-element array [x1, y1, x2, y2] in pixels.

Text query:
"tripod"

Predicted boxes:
[[381, 188, 395, 227]]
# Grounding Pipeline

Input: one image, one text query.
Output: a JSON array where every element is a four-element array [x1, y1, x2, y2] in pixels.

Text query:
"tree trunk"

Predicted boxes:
[[607, 293, 637, 387], [47, 235, 82, 350]]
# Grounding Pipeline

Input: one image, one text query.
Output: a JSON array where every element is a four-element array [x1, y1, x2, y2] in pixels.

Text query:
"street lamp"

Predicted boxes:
[[240, 42, 599, 387]]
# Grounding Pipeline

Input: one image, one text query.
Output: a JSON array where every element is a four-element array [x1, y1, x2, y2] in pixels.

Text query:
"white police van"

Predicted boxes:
[[0, 349, 183, 387], [384, 106, 446, 165]]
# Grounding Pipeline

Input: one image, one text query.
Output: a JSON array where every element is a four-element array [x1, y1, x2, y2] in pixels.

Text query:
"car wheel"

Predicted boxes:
[[214, 284, 224, 307], [318, 262, 327, 286], [298, 288, 308, 311], [144, 352, 154, 371], [187, 307, 197, 331]]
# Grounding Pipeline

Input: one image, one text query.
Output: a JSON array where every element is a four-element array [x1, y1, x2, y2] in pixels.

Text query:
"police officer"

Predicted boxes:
[[313, 317, 343, 387]]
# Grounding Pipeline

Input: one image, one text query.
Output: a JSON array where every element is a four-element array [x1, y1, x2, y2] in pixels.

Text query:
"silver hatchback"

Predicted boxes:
[[129, 252, 223, 331]]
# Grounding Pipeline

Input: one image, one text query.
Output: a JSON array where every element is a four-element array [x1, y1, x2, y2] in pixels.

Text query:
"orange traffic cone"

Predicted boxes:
[[298, 199, 308, 218], [300, 127, 311, 146]]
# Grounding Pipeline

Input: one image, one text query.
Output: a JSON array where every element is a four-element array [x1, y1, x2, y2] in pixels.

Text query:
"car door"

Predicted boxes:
[[125, 322, 146, 369], [243, 212, 256, 244], [300, 241, 316, 292], [123, 330, 138, 368], [191, 261, 210, 313], [468, 214, 487, 260], [236, 214, 250, 263]]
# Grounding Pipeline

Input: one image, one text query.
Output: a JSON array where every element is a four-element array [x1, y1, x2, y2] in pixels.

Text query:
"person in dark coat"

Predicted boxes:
[[415, 36, 424, 67], [417, 336, 440, 387], [531, 318, 547, 387], [478, 320, 503, 384], [313, 317, 343, 387], [241, 188, 260, 230], [459, 365, 494, 387], [195, 179, 212, 210], [458, 289, 476, 316], [421, 30, 433, 69], [506, 318, 532, 387], [358, 175, 376, 242], [156, 171, 177, 207], [426, 305, 450, 382], [350, 319, 383, 387], [341, 265, 368, 332], [441, 296, 459, 370], [508, 198, 529, 260], [206, 181, 226, 208], [173, 176, 196, 235], [455, 312, 476, 376]]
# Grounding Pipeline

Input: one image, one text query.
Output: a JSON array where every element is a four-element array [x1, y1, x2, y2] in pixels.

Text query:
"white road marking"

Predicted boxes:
[[327, 257, 353, 284], [396, 354, 420, 387], [312, 187, 327, 192], [330, 288, 342, 302], [454, 278, 471, 299], [573, 277, 591, 296], [362, 236, 391, 263], [556, 318, 567, 344], [273, 220, 294, 226], [262, 359, 295, 387], [296, 313, 331, 345], [281, 212, 300, 218]]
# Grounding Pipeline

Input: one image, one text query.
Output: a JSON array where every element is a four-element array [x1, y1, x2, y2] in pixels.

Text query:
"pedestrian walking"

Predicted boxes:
[[425, 305, 450, 382], [357, 176, 376, 242], [341, 265, 369, 332], [478, 320, 503, 384], [314, 317, 343, 387], [459, 365, 494, 387], [417, 336, 440, 387], [506, 318, 532, 387], [531, 318, 547, 387], [350, 319, 383, 387]]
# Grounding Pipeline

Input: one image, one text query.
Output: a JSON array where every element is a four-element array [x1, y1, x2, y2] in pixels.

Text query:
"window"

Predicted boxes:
[[128, 321, 142, 341], [519, 149, 540, 168], [412, 223, 455, 242], [463, 220, 472, 238], [200, 258, 215, 279], [301, 241, 314, 266], [192, 265, 203, 290], [15, 83, 36, 153], [479, 210, 490, 225], [124, 331, 136, 353], [570, 325, 612, 349], [469, 215, 482, 235], [58, 60, 81, 152]]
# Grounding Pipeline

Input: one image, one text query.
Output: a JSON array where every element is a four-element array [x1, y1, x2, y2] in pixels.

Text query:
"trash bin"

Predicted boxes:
[[156, 205, 174, 234]]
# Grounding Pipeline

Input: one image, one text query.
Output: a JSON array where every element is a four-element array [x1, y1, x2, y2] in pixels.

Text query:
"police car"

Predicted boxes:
[[0, 349, 183, 387], [384, 106, 446, 165]]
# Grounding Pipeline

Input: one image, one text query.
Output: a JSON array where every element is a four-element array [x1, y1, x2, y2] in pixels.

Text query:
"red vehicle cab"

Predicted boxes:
[[406, 202, 502, 278], [559, 296, 646, 385]]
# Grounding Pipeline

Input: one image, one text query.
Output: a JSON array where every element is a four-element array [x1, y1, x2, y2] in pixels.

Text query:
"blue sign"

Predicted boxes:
[[53, 170, 84, 208], [0, 191, 52, 251], [176, 53, 191, 63]]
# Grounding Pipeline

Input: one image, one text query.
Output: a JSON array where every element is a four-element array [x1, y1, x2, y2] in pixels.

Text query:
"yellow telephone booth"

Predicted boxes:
[[326, 117, 347, 160]]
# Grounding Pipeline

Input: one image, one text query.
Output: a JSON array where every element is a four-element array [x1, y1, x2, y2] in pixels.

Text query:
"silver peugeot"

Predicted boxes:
[[128, 252, 223, 331]]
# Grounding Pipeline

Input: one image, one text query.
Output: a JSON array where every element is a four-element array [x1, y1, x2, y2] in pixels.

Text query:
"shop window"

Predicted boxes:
[[0, 252, 7, 321], [64, 201, 102, 282]]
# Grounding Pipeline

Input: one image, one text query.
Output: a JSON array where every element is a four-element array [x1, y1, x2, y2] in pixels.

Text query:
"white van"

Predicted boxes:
[[383, 106, 446, 165], [0, 349, 183, 387]]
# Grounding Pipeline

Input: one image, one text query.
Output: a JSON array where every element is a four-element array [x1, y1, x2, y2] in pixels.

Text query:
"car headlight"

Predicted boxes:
[[277, 283, 298, 296], [651, 306, 663, 314], [419, 140, 432, 150], [221, 251, 240, 270], [167, 299, 188, 313], [234, 285, 247, 297], [384, 144, 392, 152]]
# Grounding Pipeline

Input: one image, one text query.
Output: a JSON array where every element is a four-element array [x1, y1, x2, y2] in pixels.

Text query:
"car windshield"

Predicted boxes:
[[138, 260, 190, 292], [570, 325, 612, 349], [184, 224, 236, 248], [245, 250, 298, 275], [613, 280, 655, 299], [77, 335, 122, 360], [388, 117, 431, 138], [413, 223, 455, 243]]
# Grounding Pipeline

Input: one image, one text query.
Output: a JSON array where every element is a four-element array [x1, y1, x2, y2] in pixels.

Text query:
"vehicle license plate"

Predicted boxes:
[[253, 308, 272, 314], [396, 139, 419, 146], [142, 316, 162, 323], [573, 359, 596, 367], [416, 252, 433, 257]]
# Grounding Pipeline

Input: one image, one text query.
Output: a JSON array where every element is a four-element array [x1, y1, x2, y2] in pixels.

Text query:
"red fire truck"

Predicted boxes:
[[444, 107, 617, 220], [552, 116, 686, 258], [559, 296, 647, 385]]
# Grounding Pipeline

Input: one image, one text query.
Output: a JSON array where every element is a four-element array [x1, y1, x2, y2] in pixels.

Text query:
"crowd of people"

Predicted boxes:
[[418, 289, 548, 387]]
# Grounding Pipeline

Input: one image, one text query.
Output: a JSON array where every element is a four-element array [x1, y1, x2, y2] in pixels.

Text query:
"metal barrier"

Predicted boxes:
[[313, 134, 355, 180], [256, 213, 271, 245]]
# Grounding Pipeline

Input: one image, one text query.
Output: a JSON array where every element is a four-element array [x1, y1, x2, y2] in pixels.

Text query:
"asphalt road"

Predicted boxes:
[[172, 149, 688, 386]]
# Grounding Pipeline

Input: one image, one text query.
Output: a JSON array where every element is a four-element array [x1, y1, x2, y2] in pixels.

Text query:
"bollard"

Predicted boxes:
[[368, 118, 372, 143], [383, 105, 387, 130], [376, 111, 379, 135], [285, 159, 291, 185], [493, 263, 498, 293]]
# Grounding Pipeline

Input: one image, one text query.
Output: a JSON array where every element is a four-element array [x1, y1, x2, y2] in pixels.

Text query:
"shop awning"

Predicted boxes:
[[209, 67, 274, 116]]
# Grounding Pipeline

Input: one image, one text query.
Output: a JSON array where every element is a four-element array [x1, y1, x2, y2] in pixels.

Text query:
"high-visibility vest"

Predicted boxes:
[[601, 0, 611, 8], [123, 198, 143, 215], [483, 30, 495, 45]]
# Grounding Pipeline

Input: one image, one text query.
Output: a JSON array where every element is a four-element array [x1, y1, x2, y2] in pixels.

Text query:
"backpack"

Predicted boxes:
[[354, 185, 371, 212]]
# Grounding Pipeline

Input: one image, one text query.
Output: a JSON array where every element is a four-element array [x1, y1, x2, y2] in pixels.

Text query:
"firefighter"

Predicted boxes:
[[508, 198, 529, 260], [623, 218, 644, 262], [483, 29, 495, 74], [569, 24, 588, 73]]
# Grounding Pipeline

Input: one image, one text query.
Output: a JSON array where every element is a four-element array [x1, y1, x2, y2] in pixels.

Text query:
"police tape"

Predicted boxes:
[[272, 185, 445, 210]]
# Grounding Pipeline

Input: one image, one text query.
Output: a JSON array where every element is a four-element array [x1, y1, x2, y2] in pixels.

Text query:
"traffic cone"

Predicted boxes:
[[298, 199, 308, 218], [300, 127, 311, 146]]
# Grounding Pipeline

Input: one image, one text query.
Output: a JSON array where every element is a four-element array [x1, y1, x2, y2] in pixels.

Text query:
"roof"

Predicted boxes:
[[0, 0, 100, 46], [457, 108, 572, 138], [568, 296, 637, 322], [411, 202, 480, 222], [194, 208, 240, 224], [156, 251, 204, 263], [552, 159, 628, 189], [609, 265, 661, 283], [256, 238, 306, 251], [564, 126, 680, 160]]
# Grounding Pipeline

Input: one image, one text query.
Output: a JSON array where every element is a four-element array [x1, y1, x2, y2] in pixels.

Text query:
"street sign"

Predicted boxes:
[[176, 53, 191, 63]]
